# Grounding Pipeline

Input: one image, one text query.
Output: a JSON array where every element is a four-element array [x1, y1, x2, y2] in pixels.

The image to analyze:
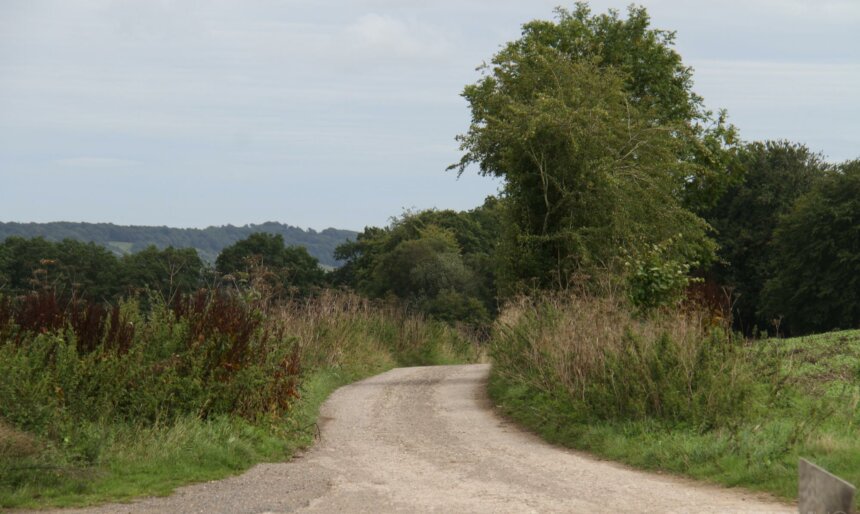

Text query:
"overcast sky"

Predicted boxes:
[[1, 0, 858, 231]]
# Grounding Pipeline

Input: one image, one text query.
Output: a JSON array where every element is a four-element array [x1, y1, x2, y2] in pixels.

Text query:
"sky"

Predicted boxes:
[[1, 0, 858, 231]]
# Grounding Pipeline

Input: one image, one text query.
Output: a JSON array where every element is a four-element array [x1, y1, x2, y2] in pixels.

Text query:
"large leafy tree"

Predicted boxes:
[[701, 141, 827, 333], [0, 237, 122, 300], [453, 14, 716, 295], [216, 233, 324, 296], [0, 236, 56, 293], [506, 4, 701, 124], [121, 246, 204, 302], [333, 202, 501, 323], [761, 159, 860, 335]]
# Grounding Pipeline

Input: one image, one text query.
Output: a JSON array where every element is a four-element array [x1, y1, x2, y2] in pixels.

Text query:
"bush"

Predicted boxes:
[[0, 291, 301, 432], [626, 240, 697, 312]]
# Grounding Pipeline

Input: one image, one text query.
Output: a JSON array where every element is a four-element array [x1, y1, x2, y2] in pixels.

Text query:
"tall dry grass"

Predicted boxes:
[[491, 291, 760, 429], [272, 289, 474, 369]]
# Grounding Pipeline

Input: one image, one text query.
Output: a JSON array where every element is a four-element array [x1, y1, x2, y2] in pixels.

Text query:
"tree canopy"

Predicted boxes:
[[216, 233, 325, 296], [333, 201, 501, 324], [0, 221, 355, 267], [453, 6, 717, 296], [0, 237, 123, 301], [701, 141, 828, 333], [761, 160, 860, 334], [122, 246, 204, 303]]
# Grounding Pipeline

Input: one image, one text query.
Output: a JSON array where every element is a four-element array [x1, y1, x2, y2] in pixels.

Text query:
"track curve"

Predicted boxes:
[[41, 364, 793, 513]]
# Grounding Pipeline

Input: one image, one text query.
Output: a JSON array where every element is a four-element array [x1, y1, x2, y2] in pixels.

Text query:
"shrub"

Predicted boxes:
[[626, 240, 697, 312]]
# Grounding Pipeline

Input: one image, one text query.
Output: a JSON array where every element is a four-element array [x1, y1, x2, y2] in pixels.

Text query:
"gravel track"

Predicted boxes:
[[36, 364, 793, 513]]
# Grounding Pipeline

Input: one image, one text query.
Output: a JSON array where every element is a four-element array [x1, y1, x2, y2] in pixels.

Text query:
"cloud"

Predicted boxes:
[[755, 0, 860, 21], [342, 13, 453, 62], [692, 60, 860, 106], [1, 0, 857, 228], [55, 157, 142, 169]]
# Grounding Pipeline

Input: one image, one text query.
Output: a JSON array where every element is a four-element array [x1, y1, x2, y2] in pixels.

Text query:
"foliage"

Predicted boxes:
[[0, 237, 208, 303], [762, 159, 860, 334], [701, 141, 828, 333], [0, 290, 299, 429], [333, 200, 501, 324], [453, 31, 714, 294], [626, 239, 698, 311], [0, 237, 123, 301], [0, 221, 355, 267], [505, 3, 704, 125], [490, 325, 860, 505], [495, 3, 741, 212], [0, 289, 475, 507], [216, 233, 325, 297], [121, 246, 204, 303]]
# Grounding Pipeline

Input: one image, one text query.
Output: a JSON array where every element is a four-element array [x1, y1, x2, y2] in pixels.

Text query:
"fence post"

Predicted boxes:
[[799, 458, 855, 514]]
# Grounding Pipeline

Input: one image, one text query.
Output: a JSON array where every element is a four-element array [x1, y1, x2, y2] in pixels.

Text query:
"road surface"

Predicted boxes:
[[42, 364, 793, 513]]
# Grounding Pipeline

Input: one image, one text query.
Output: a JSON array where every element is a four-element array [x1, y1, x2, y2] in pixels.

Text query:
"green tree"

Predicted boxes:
[[333, 203, 501, 323], [453, 3, 740, 210], [377, 227, 474, 296], [216, 233, 324, 296], [701, 141, 827, 333], [509, 4, 701, 124], [761, 159, 860, 335], [0, 237, 122, 300], [216, 233, 287, 274], [0, 237, 56, 293], [54, 239, 123, 300], [121, 246, 204, 302], [454, 30, 713, 295]]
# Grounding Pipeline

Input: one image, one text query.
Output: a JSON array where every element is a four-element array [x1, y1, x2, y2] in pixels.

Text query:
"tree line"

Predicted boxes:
[[2, 4, 857, 337], [333, 4, 860, 337], [0, 221, 356, 267], [0, 233, 325, 304]]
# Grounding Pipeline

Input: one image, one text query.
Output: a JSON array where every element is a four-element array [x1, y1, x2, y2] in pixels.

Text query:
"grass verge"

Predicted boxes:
[[2, 368, 366, 508], [0, 290, 476, 509], [489, 323, 860, 506]]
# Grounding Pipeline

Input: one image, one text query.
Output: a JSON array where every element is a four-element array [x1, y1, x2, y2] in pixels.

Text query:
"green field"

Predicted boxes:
[[105, 241, 134, 255]]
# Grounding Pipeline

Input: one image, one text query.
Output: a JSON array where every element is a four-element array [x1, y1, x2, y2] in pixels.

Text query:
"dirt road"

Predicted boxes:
[[44, 364, 793, 513]]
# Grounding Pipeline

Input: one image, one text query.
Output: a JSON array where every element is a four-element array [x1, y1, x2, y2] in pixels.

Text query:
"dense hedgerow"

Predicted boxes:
[[0, 289, 300, 433], [0, 287, 475, 506]]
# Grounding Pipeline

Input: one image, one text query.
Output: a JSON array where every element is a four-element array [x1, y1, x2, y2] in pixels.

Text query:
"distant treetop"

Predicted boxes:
[[0, 221, 357, 268]]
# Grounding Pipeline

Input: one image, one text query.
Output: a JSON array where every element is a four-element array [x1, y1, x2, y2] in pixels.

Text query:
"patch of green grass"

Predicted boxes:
[[489, 328, 860, 505], [1, 332, 472, 508], [105, 241, 134, 254], [768, 330, 860, 392], [1, 360, 407, 509]]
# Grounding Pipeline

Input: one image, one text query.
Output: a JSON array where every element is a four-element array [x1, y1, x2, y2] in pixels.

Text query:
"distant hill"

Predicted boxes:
[[0, 221, 357, 267]]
